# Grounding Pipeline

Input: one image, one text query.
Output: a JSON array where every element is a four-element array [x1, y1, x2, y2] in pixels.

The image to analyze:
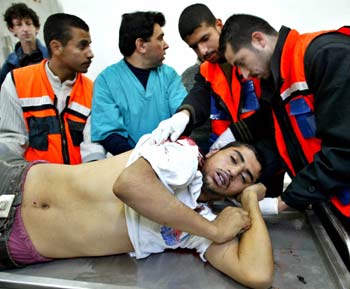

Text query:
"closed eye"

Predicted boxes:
[[230, 156, 237, 164]]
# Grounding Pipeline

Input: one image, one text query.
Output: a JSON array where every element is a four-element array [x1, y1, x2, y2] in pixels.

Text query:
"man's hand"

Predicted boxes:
[[151, 111, 190, 144], [210, 127, 235, 151], [242, 183, 266, 202], [210, 206, 251, 244], [277, 196, 289, 213]]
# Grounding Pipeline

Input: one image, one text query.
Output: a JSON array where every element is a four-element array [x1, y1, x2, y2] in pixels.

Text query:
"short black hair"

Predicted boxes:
[[219, 14, 277, 54], [43, 13, 89, 57], [119, 11, 165, 57], [4, 3, 40, 29], [178, 3, 216, 40]]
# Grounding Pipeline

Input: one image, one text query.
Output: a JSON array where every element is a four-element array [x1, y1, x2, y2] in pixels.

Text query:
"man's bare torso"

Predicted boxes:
[[21, 151, 134, 259]]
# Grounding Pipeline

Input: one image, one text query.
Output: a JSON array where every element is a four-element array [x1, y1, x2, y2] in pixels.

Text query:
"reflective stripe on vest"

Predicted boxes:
[[200, 62, 261, 137], [276, 27, 350, 216], [13, 59, 93, 164]]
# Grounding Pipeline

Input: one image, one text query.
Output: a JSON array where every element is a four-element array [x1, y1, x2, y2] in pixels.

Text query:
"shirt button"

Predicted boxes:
[[308, 186, 316, 192]]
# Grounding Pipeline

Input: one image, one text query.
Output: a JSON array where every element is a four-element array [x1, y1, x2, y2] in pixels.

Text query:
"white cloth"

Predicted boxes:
[[125, 134, 215, 261], [0, 63, 105, 162], [228, 197, 279, 215]]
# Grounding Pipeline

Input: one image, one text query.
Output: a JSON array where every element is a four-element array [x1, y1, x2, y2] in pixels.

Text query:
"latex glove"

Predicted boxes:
[[151, 111, 190, 144], [258, 197, 279, 215], [210, 127, 236, 151]]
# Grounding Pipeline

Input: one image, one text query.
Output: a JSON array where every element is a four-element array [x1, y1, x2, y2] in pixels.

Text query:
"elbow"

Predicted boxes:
[[241, 271, 274, 289], [113, 170, 129, 200]]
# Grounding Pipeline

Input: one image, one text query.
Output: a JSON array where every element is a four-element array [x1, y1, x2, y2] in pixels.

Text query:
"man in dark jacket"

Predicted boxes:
[[220, 14, 350, 221], [0, 3, 48, 88]]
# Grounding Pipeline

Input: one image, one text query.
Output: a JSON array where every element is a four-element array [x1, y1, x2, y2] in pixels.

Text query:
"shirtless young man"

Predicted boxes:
[[0, 135, 274, 289]]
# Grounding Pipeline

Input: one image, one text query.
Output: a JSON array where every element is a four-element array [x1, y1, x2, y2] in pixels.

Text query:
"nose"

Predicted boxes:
[[240, 67, 250, 79], [197, 42, 208, 58], [22, 23, 30, 31], [87, 47, 94, 59], [163, 40, 169, 50], [227, 163, 243, 178]]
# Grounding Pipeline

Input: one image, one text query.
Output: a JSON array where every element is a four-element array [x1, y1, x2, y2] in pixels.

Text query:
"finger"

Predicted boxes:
[[151, 129, 162, 144], [170, 131, 181, 142]]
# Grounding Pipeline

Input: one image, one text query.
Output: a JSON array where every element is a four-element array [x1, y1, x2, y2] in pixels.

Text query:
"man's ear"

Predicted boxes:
[[205, 149, 219, 158], [9, 27, 17, 37], [50, 40, 63, 56], [215, 18, 223, 31], [251, 31, 266, 49], [135, 38, 146, 54]]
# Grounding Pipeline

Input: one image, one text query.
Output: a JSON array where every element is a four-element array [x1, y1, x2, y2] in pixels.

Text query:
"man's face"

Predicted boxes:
[[224, 42, 271, 79], [184, 22, 222, 63], [58, 27, 94, 74], [10, 17, 38, 43], [201, 145, 261, 199], [142, 23, 169, 68]]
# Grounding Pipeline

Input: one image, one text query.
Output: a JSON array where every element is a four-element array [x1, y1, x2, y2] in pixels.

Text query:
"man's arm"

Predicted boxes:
[[80, 115, 106, 162], [0, 73, 28, 155], [205, 184, 274, 289], [90, 72, 129, 148], [113, 157, 250, 244], [282, 33, 350, 209]]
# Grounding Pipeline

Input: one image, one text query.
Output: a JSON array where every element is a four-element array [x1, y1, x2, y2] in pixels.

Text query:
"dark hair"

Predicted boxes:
[[43, 13, 89, 57], [219, 14, 277, 54], [4, 3, 40, 29], [119, 11, 165, 57], [178, 3, 216, 40]]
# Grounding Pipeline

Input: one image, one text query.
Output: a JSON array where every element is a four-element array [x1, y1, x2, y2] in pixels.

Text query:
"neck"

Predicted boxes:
[[20, 38, 37, 54], [48, 59, 76, 83]]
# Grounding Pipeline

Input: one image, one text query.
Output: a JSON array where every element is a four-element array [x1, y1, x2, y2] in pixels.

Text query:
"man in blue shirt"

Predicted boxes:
[[0, 3, 48, 88], [91, 11, 187, 155]]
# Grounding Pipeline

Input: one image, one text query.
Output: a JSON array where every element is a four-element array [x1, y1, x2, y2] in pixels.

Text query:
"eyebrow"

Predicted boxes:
[[234, 149, 254, 183]]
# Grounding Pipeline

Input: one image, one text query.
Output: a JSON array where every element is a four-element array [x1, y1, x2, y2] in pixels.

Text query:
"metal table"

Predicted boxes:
[[0, 209, 349, 289]]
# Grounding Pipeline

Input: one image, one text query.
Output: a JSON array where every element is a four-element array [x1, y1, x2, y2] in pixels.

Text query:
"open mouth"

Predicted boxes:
[[214, 170, 229, 188]]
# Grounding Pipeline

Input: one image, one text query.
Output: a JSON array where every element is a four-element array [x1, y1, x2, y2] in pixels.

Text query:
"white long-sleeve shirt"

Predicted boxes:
[[0, 63, 105, 162]]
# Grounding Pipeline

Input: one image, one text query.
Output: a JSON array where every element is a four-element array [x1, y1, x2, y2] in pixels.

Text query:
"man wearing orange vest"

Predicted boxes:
[[220, 14, 350, 220], [152, 4, 273, 151], [0, 13, 105, 164], [152, 4, 284, 198]]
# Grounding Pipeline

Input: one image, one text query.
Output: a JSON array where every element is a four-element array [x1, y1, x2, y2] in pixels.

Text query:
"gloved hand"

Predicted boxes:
[[209, 127, 236, 151], [151, 111, 190, 144], [258, 197, 279, 215]]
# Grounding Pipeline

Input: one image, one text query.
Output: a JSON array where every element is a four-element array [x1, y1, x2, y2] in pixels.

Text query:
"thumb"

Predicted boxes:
[[170, 131, 181, 142]]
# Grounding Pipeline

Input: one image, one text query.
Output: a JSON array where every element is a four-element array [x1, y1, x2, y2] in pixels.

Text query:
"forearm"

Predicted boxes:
[[101, 133, 132, 155], [0, 74, 28, 155], [177, 73, 211, 129], [230, 102, 274, 143], [238, 189, 274, 287], [113, 157, 218, 240]]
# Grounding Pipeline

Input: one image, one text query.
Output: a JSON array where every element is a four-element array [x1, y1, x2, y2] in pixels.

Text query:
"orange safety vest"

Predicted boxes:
[[200, 62, 261, 136], [274, 27, 350, 216], [13, 59, 93, 164]]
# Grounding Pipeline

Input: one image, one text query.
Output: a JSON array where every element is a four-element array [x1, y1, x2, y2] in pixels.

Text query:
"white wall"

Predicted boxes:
[[58, 0, 350, 80]]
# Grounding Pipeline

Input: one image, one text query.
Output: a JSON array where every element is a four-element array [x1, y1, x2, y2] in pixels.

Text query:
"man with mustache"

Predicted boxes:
[[91, 11, 186, 156], [0, 134, 274, 289], [0, 13, 104, 164]]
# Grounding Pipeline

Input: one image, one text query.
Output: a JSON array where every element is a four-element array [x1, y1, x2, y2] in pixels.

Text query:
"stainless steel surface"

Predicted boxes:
[[307, 210, 350, 289], [0, 210, 349, 289]]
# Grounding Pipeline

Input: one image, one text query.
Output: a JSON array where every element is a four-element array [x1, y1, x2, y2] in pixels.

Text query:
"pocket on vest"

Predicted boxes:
[[68, 120, 84, 146]]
